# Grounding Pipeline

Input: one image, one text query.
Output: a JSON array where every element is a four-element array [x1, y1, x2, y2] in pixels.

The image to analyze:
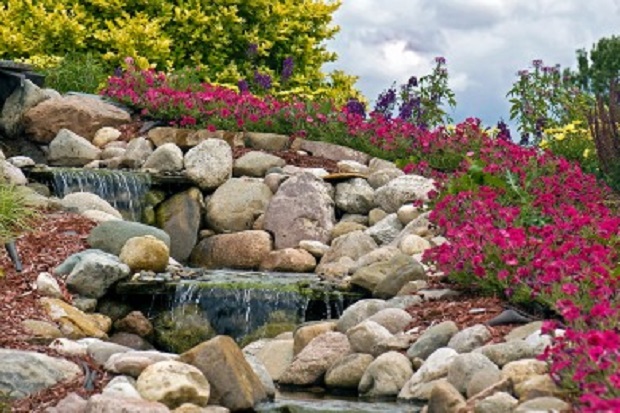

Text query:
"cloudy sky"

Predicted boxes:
[[325, 0, 620, 128]]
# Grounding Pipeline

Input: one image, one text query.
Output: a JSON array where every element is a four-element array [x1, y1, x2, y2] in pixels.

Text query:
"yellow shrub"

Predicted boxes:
[[541, 121, 598, 173]]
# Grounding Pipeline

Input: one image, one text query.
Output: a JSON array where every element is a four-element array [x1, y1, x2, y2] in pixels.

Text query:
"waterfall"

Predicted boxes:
[[50, 168, 151, 221]]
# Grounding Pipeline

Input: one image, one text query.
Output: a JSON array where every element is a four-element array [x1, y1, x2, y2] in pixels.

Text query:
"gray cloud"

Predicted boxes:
[[325, 0, 620, 128]]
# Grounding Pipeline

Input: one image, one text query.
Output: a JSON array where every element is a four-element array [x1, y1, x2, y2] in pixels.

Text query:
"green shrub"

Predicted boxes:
[[38, 52, 110, 94], [0, 182, 39, 243]]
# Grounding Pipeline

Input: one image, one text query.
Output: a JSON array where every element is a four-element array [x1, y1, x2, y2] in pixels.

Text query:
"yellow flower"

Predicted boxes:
[[583, 148, 591, 158], [555, 133, 566, 141]]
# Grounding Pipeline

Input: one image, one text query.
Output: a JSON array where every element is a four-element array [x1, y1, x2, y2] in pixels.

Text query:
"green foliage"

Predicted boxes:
[[0, 182, 39, 243], [0, 0, 359, 103], [37, 52, 110, 94]]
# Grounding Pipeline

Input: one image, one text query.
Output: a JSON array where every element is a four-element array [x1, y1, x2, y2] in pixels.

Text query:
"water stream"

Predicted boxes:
[[49, 168, 151, 221]]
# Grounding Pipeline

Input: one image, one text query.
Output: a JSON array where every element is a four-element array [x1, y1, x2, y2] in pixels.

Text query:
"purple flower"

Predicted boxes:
[[518, 69, 530, 78], [238, 79, 250, 94], [496, 120, 512, 141], [374, 86, 397, 117], [345, 98, 366, 117], [254, 71, 272, 90], [533, 59, 543, 68], [398, 97, 420, 121], [114, 67, 123, 77], [246, 43, 258, 59], [281, 57, 294, 83], [407, 76, 418, 87], [435, 56, 446, 65]]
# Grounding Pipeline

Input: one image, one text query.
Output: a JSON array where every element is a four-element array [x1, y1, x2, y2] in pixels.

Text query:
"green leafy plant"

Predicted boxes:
[[0, 183, 39, 244], [37, 52, 110, 94]]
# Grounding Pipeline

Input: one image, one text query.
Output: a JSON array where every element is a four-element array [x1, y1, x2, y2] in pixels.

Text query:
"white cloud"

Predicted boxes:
[[325, 0, 620, 127]]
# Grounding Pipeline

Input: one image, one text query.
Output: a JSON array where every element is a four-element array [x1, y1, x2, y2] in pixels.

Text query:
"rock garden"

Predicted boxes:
[[0, 61, 617, 413]]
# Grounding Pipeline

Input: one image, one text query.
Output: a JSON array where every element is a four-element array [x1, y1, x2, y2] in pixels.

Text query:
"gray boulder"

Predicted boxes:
[[365, 213, 403, 246], [335, 178, 375, 214], [374, 175, 436, 213], [0, 79, 50, 137], [120, 136, 153, 168], [233, 151, 286, 177], [263, 173, 335, 249], [87, 220, 171, 256], [336, 299, 388, 333], [358, 351, 413, 399], [59, 249, 131, 298], [324, 353, 374, 389], [47, 128, 101, 166], [142, 142, 183, 173], [407, 321, 459, 360], [184, 139, 233, 190]]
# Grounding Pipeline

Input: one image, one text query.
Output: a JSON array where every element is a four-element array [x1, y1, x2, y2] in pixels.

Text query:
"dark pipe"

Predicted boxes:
[[5, 240, 22, 272]]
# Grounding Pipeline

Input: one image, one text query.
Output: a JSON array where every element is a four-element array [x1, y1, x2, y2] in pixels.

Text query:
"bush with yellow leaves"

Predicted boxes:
[[0, 0, 359, 104], [540, 121, 599, 174]]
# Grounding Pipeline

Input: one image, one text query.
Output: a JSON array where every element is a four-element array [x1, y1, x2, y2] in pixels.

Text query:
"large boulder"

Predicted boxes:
[[136, 360, 210, 409], [244, 132, 290, 151], [279, 332, 352, 386], [119, 235, 170, 273], [180, 336, 268, 411], [358, 351, 413, 398], [119, 136, 154, 169], [206, 178, 272, 233], [47, 128, 102, 166], [142, 142, 184, 174], [317, 231, 378, 274], [39, 297, 108, 339], [155, 187, 203, 262], [334, 178, 375, 214], [324, 353, 374, 390], [58, 249, 131, 299], [87, 220, 171, 256], [374, 175, 436, 213], [184, 139, 232, 190], [293, 139, 370, 164], [0, 349, 81, 399], [263, 173, 335, 249], [0, 79, 51, 138], [24, 95, 131, 144], [350, 253, 417, 293], [259, 248, 316, 273], [190, 230, 272, 270]]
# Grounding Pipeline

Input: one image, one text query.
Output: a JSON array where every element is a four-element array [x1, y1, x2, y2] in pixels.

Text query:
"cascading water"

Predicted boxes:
[[50, 168, 151, 221]]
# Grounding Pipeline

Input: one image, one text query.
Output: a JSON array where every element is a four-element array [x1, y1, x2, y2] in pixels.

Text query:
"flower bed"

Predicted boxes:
[[101, 68, 620, 410]]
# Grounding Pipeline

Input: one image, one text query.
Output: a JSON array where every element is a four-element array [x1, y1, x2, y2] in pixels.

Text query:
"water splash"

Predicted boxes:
[[50, 168, 151, 221]]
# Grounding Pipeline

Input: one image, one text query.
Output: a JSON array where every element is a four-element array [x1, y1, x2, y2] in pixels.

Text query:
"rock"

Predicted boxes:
[[21, 319, 62, 344], [190, 230, 272, 270], [87, 221, 171, 256], [474, 341, 539, 367], [373, 257, 427, 299], [86, 340, 133, 366], [448, 324, 492, 353], [324, 353, 374, 389], [114, 311, 154, 338], [514, 374, 561, 401], [397, 204, 421, 226], [513, 397, 571, 412], [255, 339, 294, 382], [466, 369, 504, 399], [374, 175, 436, 213], [184, 139, 232, 190], [46, 392, 88, 413], [279, 332, 351, 385], [24, 95, 131, 143], [367, 308, 413, 334], [136, 360, 210, 409], [153, 304, 216, 354], [353, 245, 401, 271], [148, 127, 241, 149], [156, 187, 203, 262], [399, 348, 458, 401], [346, 320, 394, 356], [401, 378, 449, 402], [0, 79, 50, 137], [244, 131, 290, 150], [7, 155, 35, 168], [293, 321, 337, 355], [337, 160, 369, 175], [282, 165, 329, 178], [399, 234, 432, 255], [60, 192, 122, 218], [418, 289, 461, 301], [293, 139, 370, 164], [119, 136, 154, 168], [336, 299, 388, 332], [397, 280, 429, 296], [0, 160, 27, 185], [49, 338, 88, 357], [39, 298, 108, 339], [407, 321, 459, 360], [501, 359, 548, 387], [119, 235, 170, 273], [474, 392, 518, 413], [446, 353, 499, 395], [367, 168, 404, 189], [174, 404, 231, 413], [243, 354, 277, 399], [259, 248, 316, 272], [318, 231, 378, 272], [85, 394, 170, 412], [102, 375, 142, 399], [298, 240, 330, 258], [386, 295, 423, 310], [48, 128, 102, 166], [81, 209, 123, 223], [391, 212, 433, 246], [92, 126, 122, 147], [101, 146, 126, 160], [180, 336, 268, 411], [206, 178, 272, 233], [0, 349, 81, 399], [60, 250, 130, 299], [233, 151, 286, 177], [365, 213, 403, 246], [36, 272, 63, 299], [104, 350, 179, 378], [96, 298, 133, 322], [109, 332, 155, 351], [142, 142, 184, 173], [358, 351, 413, 398], [263, 173, 335, 249], [331, 221, 367, 239], [340, 213, 369, 225], [334, 178, 375, 214], [505, 321, 545, 341], [263, 172, 288, 193], [427, 381, 466, 413], [350, 253, 419, 294]]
